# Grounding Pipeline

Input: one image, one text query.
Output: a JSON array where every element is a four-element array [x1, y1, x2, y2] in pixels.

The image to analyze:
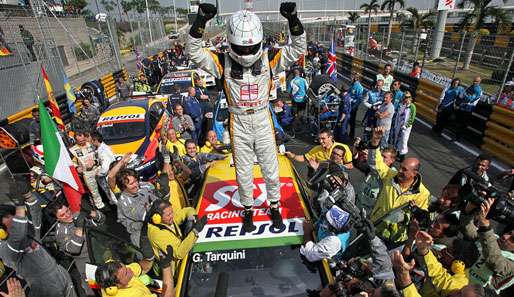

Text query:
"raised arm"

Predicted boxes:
[[187, 4, 223, 79]]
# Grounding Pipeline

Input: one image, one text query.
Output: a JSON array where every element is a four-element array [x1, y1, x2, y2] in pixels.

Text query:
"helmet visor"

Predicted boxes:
[[231, 43, 261, 56]]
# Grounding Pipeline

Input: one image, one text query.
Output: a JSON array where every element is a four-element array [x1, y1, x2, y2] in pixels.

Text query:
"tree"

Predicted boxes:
[[66, 0, 88, 14], [381, 0, 405, 48], [360, 0, 380, 52], [402, 7, 435, 60], [458, 0, 509, 69], [347, 12, 360, 24], [100, 0, 115, 14]]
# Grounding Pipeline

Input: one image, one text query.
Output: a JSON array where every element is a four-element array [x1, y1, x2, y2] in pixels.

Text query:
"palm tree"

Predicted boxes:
[[348, 12, 360, 24], [360, 0, 380, 52], [402, 7, 435, 60], [458, 0, 509, 70], [381, 0, 405, 48]]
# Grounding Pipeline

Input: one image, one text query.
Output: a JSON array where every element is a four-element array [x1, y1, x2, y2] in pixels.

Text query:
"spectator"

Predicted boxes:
[[391, 91, 416, 162], [19, 25, 36, 61], [348, 72, 364, 139], [363, 79, 385, 138], [134, 73, 151, 93], [165, 128, 187, 156], [375, 92, 395, 149], [172, 103, 195, 140], [354, 145, 397, 216], [496, 81, 514, 110], [147, 200, 206, 276], [391, 79, 404, 112], [433, 78, 464, 135], [409, 62, 422, 79], [288, 68, 309, 117], [116, 77, 131, 100], [200, 130, 226, 154], [377, 63, 394, 92], [459, 198, 514, 294], [428, 184, 460, 214], [300, 205, 351, 262], [333, 91, 351, 143], [80, 98, 100, 131], [91, 131, 117, 205], [49, 200, 105, 297], [273, 99, 294, 130], [183, 139, 225, 185], [28, 107, 40, 148], [0, 203, 77, 297], [449, 153, 492, 187], [285, 129, 353, 171], [194, 76, 213, 145], [454, 76, 483, 141], [367, 127, 430, 242], [69, 130, 105, 209], [183, 87, 203, 141]]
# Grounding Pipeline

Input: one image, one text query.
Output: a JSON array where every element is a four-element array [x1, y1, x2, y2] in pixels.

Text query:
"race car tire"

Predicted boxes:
[[309, 75, 339, 97]]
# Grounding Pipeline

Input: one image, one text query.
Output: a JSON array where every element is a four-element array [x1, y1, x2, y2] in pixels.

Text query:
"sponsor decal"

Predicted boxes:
[[240, 83, 259, 101], [98, 113, 144, 125], [163, 77, 190, 83], [196, 177, 305, 246]]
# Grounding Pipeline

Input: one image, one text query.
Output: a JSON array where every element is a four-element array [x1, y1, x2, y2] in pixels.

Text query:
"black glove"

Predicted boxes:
[[279, 2, 297, 20], [74, 213, 87, 228], [190, 3, 217, 38], [193, 216, 208, 234], [80, 199, 94, 217], [159, 245, 174, 270], [306, 289, 321, 297], [280, 2, 304, 36]]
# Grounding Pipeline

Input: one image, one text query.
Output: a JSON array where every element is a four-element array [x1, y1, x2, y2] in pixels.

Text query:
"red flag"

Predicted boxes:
[[41, 66, 65, 130], [63, 168, 86, 213]]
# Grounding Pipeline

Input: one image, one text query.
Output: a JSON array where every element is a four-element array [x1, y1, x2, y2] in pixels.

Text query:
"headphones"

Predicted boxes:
[[97, 260, 121, 296], [150, 200, 171, 225], [451, 260, 466, 274]]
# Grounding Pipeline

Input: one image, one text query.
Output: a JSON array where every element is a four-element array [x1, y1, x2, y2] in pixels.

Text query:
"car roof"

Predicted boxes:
[[193, 154, 310, 253], [103, 98, 150, 111]]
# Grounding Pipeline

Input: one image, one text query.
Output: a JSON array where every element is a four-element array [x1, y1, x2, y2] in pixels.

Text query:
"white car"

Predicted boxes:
[[196, 68, 217, 88]]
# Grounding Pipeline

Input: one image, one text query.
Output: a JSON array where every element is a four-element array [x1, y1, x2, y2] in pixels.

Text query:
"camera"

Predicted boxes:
[[410, 205, 431, 230], [458, 170, 514, 226]]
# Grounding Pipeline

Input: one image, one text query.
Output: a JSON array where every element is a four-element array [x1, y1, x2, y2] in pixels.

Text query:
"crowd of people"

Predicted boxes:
[[1, 6, 513, 297]]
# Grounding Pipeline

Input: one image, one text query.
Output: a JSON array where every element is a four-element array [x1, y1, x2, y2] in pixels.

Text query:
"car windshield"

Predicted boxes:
[[186, 245, 323, 297], [98, 121, 146, 144], [159, 80, 191, 95]]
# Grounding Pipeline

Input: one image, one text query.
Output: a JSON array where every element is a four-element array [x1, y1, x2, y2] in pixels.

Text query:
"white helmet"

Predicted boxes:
[[227, 10, 263, 67]]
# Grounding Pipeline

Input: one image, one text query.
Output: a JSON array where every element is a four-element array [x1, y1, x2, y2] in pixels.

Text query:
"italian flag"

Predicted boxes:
[[38, 100, 85, 212]]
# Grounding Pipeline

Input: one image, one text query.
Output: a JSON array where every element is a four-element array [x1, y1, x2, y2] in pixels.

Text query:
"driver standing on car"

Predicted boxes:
[[187, 2, 306, 232]]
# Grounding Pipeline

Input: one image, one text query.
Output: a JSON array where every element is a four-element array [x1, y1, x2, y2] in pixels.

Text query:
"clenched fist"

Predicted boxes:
[[198, 3, 217, 21], [280, 2, 297, 20]]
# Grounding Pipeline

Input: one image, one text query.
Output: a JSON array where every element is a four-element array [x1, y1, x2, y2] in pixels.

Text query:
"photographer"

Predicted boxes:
[[460, 198, 514, 294], [172, 103, 196, 140], [449, 154, 492, 189]]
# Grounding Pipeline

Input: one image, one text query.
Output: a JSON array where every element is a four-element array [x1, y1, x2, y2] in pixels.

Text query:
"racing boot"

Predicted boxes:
[[269, 202, 285, 229], [242, 207, 256, 233]]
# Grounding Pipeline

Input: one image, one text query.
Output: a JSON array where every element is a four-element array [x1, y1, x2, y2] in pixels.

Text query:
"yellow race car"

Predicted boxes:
[[96, 97, 169, 180], [174, 154, 334, 296]]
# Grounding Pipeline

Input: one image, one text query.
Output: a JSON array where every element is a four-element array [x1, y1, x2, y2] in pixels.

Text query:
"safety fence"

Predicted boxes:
[[336, 51, 513, 166]]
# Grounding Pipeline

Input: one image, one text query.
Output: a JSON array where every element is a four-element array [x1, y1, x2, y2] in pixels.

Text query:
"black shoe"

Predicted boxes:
[[270, 207, 285, 229], [242, 209, 256, 233]]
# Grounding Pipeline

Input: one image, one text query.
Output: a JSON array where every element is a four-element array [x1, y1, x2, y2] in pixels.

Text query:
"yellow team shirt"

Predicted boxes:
[[200, 141, 227, 154], [101, 263, 156, 297], [304, 142, 352, 164], [166, 140, 186, 156]]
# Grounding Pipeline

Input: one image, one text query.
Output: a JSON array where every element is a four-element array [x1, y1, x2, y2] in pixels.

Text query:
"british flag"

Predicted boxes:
[[326, 39, 337, 81]]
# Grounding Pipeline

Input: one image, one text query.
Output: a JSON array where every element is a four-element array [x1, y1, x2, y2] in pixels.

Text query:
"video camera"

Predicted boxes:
[[458, 170, 514, 226]]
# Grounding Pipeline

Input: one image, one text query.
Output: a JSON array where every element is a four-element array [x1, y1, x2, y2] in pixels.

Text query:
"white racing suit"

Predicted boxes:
[[70, 143, 105, 209], [188, 33, 306, 207]]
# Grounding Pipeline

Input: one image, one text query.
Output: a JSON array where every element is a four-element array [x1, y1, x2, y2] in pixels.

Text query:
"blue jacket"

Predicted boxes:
[[288, 76, 309, 103], [458, 84, 482, 112], [392, 89, 404, 111], [316, 222, 351, 261], [349, 81, 364, 110], [337, 93, 352, 122], [183, 96, 203, 120], [364, 88, 384, 109], [276, 103, 294, 127], [440, 86, 464, 110]]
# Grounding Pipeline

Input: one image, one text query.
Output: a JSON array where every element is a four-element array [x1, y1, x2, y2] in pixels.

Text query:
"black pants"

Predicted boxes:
[[25, 44, 36, 61], [432, 107, 454, 134], [348, 108, 359, 139], [455, 109, 472, 140]]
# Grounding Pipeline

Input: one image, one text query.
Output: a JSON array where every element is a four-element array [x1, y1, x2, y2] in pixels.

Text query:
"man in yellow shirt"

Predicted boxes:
[[200, 130, 227, 154], [165, 128, 186, 156], [285, 128, 353, 170], [147, 200, 207, 275]]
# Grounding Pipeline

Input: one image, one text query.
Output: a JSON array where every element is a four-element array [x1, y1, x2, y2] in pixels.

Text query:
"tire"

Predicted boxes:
[[309, 75, 339, 97]]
